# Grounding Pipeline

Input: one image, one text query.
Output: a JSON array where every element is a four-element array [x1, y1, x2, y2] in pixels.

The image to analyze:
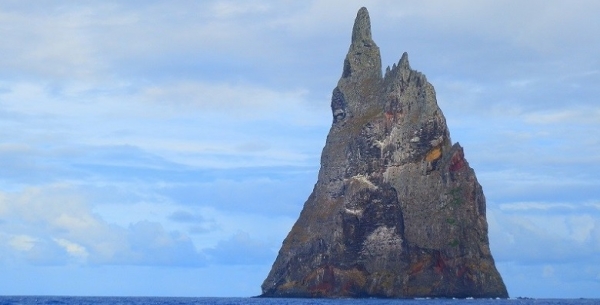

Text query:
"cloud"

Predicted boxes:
[[380, 0, 600, 55], [478, 168, 600, 208], [160, 171, 315, 216], [0, 184, 206, 267], [136, 81, 319, 123], [0, 178, 297, 268], [499, 202, 578, 212], [204, 231, 276, 265], [53, 238, 89, 261], [524, 107, 600, 125], [168, 210, 207, 223], [168, 210, 218, 234], [488, 201, 600, 298], [0, 79, 328, 173], [125, 220, 205, 267], [91, 198, 296, 258], [489, 206, 600, 264], [3, 234, 71, 266], [209, 0, 271, 19]]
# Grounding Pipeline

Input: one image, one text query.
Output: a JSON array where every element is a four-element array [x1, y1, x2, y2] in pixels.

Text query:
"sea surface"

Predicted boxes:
[[0, 297, 597, 305]]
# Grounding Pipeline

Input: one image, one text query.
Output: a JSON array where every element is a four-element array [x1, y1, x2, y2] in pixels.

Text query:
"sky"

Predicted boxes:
[[0, 0, 599, 298]]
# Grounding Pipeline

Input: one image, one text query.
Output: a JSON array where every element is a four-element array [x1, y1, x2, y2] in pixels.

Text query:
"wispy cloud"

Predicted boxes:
[[524, 107, 600, 125]]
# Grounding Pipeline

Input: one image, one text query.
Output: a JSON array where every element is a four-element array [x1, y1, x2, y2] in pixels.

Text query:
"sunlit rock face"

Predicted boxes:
[[261, 7, 508, 299]]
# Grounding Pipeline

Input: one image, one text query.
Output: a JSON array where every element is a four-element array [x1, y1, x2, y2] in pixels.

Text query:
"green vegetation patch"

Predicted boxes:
[[445, 218, 456, 225], [449, 187, 463, 206]]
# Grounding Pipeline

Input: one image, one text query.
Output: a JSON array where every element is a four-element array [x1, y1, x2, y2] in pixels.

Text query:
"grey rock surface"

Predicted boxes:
[[261, 7, 508, 299]]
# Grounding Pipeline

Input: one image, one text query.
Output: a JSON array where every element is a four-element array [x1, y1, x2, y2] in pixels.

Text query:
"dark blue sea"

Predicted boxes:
[[0, 297, 597, 305]]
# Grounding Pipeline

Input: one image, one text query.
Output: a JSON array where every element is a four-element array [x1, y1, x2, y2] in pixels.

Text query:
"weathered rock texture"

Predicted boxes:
[[261, 7, 508, 299]]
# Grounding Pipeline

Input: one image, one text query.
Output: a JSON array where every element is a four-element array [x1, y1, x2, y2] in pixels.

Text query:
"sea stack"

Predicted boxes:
[[261, 7, 508, 298]]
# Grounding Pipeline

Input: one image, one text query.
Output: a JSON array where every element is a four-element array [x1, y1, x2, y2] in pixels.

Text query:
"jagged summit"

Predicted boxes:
[[261, 7, 508, 299]]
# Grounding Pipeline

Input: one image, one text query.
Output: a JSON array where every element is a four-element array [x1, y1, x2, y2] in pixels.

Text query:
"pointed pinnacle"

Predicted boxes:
[[399, 52, 410, 70], [351, 7, 372, 44]]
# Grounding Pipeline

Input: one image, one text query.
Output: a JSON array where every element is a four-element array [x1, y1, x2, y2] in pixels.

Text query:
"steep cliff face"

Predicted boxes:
[[261, 7, 508, 299]]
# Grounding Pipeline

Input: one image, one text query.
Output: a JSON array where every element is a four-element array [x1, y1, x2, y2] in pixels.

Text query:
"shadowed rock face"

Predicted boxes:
[[260, 7, 508, 299]]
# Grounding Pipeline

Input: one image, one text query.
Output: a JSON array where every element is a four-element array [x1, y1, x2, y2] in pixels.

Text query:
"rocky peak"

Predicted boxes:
[[261, 7, 508, 299], [342, 7, 381, 80], [340, 8, 382, 120], [351, 7, 373, 45], [399, 51, 410, 69]]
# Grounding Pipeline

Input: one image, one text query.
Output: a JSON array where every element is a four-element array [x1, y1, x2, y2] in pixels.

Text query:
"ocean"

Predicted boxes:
[[0, 297, 597, 305]]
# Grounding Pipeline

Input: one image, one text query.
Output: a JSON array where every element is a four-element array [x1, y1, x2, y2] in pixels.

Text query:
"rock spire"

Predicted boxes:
[[260, 7, 508, 299], [351, 7, 372, 43]]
